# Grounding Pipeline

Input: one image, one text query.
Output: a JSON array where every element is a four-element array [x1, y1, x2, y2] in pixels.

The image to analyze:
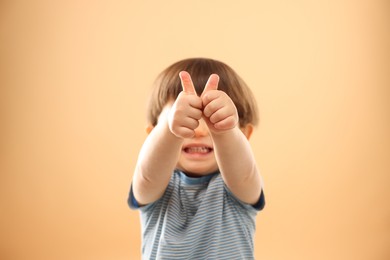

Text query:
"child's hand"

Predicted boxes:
[[168, 71, 203, 138], [201, 74, 239, 134]]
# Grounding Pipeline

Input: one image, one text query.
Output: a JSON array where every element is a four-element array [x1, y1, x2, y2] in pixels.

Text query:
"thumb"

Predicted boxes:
[[201, 74, 219, 96], [179, 71, 197, 95]]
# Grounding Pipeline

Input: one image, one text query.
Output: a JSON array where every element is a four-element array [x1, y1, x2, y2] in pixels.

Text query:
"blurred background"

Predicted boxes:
[[1, 0, 389, 259]]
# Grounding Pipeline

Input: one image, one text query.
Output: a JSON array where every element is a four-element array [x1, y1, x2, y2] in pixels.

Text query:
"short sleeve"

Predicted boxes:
[[252, 189, 265, 211], [224, 183, 265, 212], [127, 183, 164, 212], [127, 184, 140, 209]]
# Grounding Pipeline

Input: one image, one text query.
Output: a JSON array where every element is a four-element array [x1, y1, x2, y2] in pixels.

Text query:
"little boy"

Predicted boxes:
[[128, 58, 265, 259]]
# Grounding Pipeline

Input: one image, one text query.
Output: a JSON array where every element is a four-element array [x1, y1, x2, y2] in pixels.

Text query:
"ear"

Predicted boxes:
[[146, 125, 154, 135], [240, 124, 254, 140]]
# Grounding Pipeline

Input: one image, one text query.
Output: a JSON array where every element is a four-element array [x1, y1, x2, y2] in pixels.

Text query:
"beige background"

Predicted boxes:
[[1, 0, 389, 259]]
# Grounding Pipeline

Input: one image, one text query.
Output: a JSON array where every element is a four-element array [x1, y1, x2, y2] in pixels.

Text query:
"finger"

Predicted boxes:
[[187, 107, 203, 121], [179, 71, 197, 95], [173, 118, 199, 138], [203, 98, 224, 118], [171, 126, 195, 139], [213, 116, 237, 130], [208, 106, 231, 124], [178, 128, 195, 139], [201, 74, 219, 97], [187, 94, 203, 110], [176, 91, 203, 109], [181, 117, 200, 130]]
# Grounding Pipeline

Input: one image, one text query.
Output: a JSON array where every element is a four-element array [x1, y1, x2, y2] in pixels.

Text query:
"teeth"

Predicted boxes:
[[186, 147, 209, 153]]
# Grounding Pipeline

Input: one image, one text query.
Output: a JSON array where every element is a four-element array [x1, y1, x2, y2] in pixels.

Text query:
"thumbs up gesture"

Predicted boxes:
[[168, 71, 239, 139], [168, 71, 203, 138], [201, 73, 239, 134]]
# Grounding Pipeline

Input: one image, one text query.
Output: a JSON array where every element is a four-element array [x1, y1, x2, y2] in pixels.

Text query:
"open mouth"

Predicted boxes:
[[183, 146, 213, 154]]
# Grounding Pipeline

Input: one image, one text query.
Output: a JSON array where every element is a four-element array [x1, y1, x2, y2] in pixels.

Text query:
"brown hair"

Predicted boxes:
[[147, 58, 259, 127]]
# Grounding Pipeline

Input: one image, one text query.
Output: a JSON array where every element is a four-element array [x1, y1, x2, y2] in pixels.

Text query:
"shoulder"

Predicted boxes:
[[128, 171, 180, 210]]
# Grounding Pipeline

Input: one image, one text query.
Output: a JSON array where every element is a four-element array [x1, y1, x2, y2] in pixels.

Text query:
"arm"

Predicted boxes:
[[211, 128, 262, 205], [132, 72, 203, 206], [132, 115, 183, 206], [201, 75, 262, 205]]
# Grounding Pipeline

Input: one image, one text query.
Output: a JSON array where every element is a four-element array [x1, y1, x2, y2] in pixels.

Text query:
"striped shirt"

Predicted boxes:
[[128, 170, 265, 260]]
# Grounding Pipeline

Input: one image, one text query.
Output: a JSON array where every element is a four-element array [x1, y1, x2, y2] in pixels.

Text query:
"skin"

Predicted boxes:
[[132, 71, 262, 206]]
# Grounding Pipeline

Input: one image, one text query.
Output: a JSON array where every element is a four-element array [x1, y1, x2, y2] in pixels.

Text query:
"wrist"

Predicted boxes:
[[155, 117, 184, 142]]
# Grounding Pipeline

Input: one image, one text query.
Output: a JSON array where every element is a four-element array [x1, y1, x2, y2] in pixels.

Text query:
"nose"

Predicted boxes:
[[193, 119, 209, 137]]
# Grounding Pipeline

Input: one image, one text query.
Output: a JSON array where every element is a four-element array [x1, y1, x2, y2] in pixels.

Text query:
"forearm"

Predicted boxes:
[[211, 127, 261, 204], [133, 119, 183, 205]]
